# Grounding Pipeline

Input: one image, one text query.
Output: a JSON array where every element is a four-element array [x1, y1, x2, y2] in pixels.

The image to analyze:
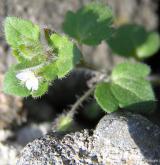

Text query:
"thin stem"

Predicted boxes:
[[67, 72, 108, 118], [68, 84, 97, 117]]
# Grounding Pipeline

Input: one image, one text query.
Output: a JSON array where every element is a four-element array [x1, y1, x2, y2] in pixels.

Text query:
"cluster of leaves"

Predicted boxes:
[[95, 63, 155, 113], [3, 2, 160, 114], [3, 17, 81, 97], [62, 2, 159, 114]]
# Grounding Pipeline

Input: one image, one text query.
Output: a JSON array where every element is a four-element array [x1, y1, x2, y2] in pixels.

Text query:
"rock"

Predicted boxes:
[[17, 130, 102, 165], [0, 122, 50, 165], [16, 122, 51, 146], [6, 0, 80, 31], [93, 112, 160, 165], [17, 112, 160, 165], [0, 142, 22, 165], [0, 129, 13, 142], [107, 0, 158, 30], [0, 0, 159, 129], [0, 74, 25, 129]]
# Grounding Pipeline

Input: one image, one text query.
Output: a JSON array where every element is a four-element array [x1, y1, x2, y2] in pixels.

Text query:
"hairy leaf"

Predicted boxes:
[[111, 62, 156, 113], [3, 66, 30, 97], [4, 17, 40, 48], [31, 81, 49, 98], [95, 82, 118, 113], [37, 62, 58, 81], [111, 62, 150, 80], [95, 62, 156, 113], [50, 33, 81, 78]]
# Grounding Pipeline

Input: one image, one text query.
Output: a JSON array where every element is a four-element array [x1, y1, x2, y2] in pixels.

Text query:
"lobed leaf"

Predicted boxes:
[[63, 2, 114, 45], [95, 62, 156, 114]]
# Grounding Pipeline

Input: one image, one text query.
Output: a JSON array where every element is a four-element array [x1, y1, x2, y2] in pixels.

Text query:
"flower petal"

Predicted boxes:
[[25, 78, 39, 91], [31, 78, 39, 91], [16, 70, 34, 82], [25, 80, 33, 90], [16, 72, 28, 82]]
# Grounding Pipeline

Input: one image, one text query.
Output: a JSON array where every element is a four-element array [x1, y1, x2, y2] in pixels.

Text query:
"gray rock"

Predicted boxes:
[[17, 122, 51, 146], [93, 112, 160, 165], [0, 142, 22, 165], [17, 112, 160, 165], [17, 130, 102, 165]]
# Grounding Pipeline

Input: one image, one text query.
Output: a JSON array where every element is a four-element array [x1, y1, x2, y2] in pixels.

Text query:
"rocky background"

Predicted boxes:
[[0, 0, 160, 164]]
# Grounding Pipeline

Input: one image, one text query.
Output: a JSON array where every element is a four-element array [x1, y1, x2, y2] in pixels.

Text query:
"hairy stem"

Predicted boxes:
[[67, 71, 108, 118], [68, 84, 97, 118]]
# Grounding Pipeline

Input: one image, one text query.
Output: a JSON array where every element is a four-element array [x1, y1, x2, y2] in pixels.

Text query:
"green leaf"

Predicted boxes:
[[12, 49, 26, 62], [63, 2, 114, 45], [107, 24, 148, 57], [111, 62, 156, 113], [50, 33, 81, 78], [31, 81, 49, 98], [4, 17, 40, 48], [111, 79, 155, 113], [15, 57, 44, 71], [3, 66, 30, 97], [17, 42, 43, 60], [111, 78, 155, 106], [37, 62, 58, 81], [95, 82, 118, 113], [137, 32, 160, 59], [111, 62, 150, 80]]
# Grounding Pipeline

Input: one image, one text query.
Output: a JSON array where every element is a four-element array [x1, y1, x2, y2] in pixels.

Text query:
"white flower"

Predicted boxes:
[[16, 70, 39, 91]]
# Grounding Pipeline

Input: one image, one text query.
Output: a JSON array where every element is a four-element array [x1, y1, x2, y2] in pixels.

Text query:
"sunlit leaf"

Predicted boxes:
[[95, 82, 118, 113], [111, 62, 150, 80], [4, 17, 40, 48], [111, 62, 156, 113], [137, 32, 160, 59], [50, 33, 81, 78]]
